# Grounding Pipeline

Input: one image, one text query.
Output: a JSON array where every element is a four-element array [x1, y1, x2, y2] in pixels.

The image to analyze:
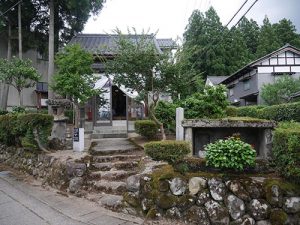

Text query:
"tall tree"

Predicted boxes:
[[256, 16, 280, 57], [105, 30, 170, 140], [237, 18, 260, 57], [51, 44, 100, 128], [274, 18, 300, 48], [0, 57, 41, 106]]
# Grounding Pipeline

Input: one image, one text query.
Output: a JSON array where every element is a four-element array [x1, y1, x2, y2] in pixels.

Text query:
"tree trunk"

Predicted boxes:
[[48, 0, 55, 113], [18, 2, 22, 60], [74, 103, 80, 128], [0, 23, 11, 110], [18, 90, 23, 106], [149, 95, 166, 141]]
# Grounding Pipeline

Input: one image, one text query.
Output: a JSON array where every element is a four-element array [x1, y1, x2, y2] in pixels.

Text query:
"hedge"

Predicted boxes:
[[135, 120, 158, 139], [145, 140, 190, 165], [273, 122, 300, 183], [226, 102, 300, 122], [0, 113, 53, 150]]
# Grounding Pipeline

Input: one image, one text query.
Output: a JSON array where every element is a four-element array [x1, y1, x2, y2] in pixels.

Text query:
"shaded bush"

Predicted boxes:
[[205, 136, 256, 170], [135, 120, 158, 139], [154, 101, 178, 133], [144, 140, 190, 165], [236, 105, 264, 118], [260, 102, 300, 122], [0, 113, 53, 150], [273, 122, 300, 183], [225, 106, 238, 117], [64, 109, 74, 124]]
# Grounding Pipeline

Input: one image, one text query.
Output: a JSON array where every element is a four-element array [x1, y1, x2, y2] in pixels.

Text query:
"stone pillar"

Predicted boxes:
[[184, 127, 193, 156], [176, 107, 184, 141], [259, 128, 273, 159]]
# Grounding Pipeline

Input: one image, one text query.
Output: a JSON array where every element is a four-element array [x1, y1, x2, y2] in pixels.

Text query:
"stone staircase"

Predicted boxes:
[[86, 138, 143, 210], [90, 126, 128, 139]]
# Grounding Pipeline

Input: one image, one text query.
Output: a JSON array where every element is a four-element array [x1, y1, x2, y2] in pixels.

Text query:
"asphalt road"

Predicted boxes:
[[0, 170, 143, 225]]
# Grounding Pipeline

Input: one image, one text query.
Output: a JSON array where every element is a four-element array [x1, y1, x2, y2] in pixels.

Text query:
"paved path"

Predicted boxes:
[[0, 170, 143, 225]]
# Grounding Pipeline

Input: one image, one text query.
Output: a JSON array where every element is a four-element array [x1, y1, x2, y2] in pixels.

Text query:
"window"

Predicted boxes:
[[36, 82, 48, 92], [243, 80, 250, 91], [229, 88, 234, 96]]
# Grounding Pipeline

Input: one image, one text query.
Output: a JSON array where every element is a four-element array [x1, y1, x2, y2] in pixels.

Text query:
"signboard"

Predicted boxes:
[[73, 128, 79, 142]]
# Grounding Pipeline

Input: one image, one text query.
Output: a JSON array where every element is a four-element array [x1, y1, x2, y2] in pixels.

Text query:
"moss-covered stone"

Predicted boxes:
[[146, 207, 160, 219], [176, 195, 195, 211], [270, 208, 288, 225], [123, 192, 139, 208], [157, 194, 177, 210], [263, 179, 300, 197], [159, 180, 169, 192]]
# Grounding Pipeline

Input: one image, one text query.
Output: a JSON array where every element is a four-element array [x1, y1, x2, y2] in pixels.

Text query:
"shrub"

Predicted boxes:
[[135, 120, 158, 139], [0, 113, 53, 150], [154, 101, 178, 132], [236, 105, 264, 118], [181, 85, 229, 119], [205, 137, 256, 170], [65, 109, 74, 124], [144, 140, 190, 165], [225, 106, 238, 117], [273, 122, 300, 183], [0, 110, 8, 115], [259, 102, 300, 122]]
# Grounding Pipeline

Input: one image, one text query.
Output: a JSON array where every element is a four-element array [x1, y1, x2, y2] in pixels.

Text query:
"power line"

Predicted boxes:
[[231, 0, 259, 28], [224, 0, 248, 28], [0, 0, 22, 18]]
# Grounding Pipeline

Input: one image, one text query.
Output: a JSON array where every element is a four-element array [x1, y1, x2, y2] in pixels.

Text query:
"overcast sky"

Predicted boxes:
[[83, 0, 300, 41]]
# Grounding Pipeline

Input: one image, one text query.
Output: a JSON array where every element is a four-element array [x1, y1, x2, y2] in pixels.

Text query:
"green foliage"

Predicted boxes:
[[0, 113, 53, 150], [105, 29, 169, 108], [205, 137, 256, 170], [0, 110, 8, 115], [134, 120, 158, 139], [0, 57, 41, 106], [154, 101, 178, 132], [235, 105, 265, 118], [225, 106, 238, 117], [182, 85, 229, 119], [273, 122, 300, 183], [259, 102, 300, 122], [144, 140, 190, 165], [52, 44, 99, 104], [12, 106, 26, 114], [64, 109, 74, 124], [261, 75, 300, 105]]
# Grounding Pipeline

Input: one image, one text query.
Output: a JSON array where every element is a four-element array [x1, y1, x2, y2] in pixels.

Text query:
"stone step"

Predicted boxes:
[[98, 194, 123, 211], [91, 161, 139, 171], [89, 170, 134, 181], [92, 154, 142, 163], [93, 181, 126, 195], [90, 148, 138, 156], [91, 133, 128, 139]]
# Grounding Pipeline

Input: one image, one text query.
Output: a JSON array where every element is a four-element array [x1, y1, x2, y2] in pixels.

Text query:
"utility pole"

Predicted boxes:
[[18, 2, 22, 59], [48, 0, 54, 113]]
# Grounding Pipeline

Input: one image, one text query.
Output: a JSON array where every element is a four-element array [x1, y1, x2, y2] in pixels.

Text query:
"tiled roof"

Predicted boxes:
[[207, 76, 229, 85], [69, 33, 176, 55], [156, 38, 177, 49]]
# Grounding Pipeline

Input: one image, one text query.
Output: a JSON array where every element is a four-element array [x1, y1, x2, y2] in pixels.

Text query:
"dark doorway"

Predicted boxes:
[[112, 86, 126, 120]]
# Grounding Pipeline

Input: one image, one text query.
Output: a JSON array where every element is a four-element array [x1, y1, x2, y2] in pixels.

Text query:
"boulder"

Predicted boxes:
[[68, 177, 83, 193], [283, 197, 300, 213], [184, 206, 210, 225], [123, 192, 139, 208], [141, 198, 154, 212], [176, 195, 195, 211], [256, 220, 271, 225], [269, 208, 288, 225], [159, 180, 169, 192], [126, 174, 141, 192], [225, 194, 246, 220], [266, 184, 283, 207], [226, 180, 250, 201], [196, 189, 210, 206], [244, 180, 264, 199], [169, 177, 186, 196], [165, 207, 181, 219], [208, 178, 227, 201], [205, 200, 230, 225], [189, 177, 207, 195], [66, 162, 86, 178], [248, 199, 271, 220], [157, 194, 177, 209], [230, 214, 255, 225]]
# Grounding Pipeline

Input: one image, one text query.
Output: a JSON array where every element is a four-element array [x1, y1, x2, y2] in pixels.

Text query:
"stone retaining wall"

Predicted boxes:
[[0, 144, 88, 194], [124, 173, 300, 224]]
